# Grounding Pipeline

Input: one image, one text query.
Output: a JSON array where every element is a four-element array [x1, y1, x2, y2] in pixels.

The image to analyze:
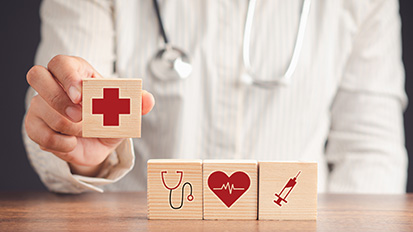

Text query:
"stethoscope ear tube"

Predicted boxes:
[[161, 170, 182, 190], [242, 0, 311, 87]]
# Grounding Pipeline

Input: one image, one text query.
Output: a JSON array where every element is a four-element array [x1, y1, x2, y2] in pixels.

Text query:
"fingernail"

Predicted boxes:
[[66, 105, 82, 122], [68, 86, 81, 104]]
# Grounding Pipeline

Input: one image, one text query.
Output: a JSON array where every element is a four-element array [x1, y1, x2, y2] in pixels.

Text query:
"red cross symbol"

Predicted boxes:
[[92, 88, 130, 126]]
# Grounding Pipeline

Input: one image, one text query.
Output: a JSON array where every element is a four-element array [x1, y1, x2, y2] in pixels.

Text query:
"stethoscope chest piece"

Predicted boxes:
[[150, 45, 193, 81]]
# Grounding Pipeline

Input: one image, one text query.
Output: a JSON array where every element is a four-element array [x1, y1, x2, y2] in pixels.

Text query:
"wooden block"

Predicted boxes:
[[203, 160, 258, 220], [82, 78, 142, 138], [258, 162, 317, 220], [147, 159, 203, 219]]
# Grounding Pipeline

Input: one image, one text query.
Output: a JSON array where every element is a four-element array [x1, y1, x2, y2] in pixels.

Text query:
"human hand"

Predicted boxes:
[[25, 55, 155, 176]]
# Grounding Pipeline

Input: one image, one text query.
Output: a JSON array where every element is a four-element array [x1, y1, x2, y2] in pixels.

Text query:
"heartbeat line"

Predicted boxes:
[[213, 183, 245, 194]]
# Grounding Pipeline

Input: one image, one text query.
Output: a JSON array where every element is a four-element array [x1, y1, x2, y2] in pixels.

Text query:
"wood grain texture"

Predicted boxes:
[[259, 162, 317, 220], [147, 159, 203, 219], [203, 160, 258, 220], [0, 192, 413, 231], [82, 78, 142, 138]]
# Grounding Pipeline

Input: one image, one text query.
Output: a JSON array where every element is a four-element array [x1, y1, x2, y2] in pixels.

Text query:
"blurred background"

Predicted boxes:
[[0, 0, 412, 192]]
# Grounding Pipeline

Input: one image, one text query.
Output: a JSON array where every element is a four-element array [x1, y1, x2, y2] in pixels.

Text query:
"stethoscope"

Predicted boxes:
[[149, 0, 312, 87], [161, 171, 194, 210]]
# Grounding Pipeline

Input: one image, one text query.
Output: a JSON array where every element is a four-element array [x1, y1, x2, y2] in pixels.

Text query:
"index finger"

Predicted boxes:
[[47, 55, 84, 104], [47, 55, 99, 104], [27, 65, 82, 122]]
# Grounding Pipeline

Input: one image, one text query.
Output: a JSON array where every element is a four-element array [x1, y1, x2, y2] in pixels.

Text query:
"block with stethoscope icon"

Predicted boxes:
[[147, 159, 203, 219], [203, 160, 258, 220], [258, 162, 318, 220]]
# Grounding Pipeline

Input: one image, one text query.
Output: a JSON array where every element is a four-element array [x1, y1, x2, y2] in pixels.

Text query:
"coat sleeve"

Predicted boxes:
[[326, 0, 408, 193], [23, 0, 135, 193]]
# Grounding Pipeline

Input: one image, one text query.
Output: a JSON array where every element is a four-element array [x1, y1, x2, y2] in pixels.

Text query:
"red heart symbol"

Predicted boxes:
[[208, 171, 251, 208]]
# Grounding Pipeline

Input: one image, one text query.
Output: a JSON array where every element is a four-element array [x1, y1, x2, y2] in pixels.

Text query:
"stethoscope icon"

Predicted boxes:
[[161, 171, 194, 210]]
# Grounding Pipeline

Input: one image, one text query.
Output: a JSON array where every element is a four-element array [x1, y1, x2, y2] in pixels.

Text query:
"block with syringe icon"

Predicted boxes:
[[259, 162, 318, 220]]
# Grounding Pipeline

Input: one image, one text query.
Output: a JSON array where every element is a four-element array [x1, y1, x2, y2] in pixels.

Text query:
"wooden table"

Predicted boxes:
[[0, 192, 412, 232]]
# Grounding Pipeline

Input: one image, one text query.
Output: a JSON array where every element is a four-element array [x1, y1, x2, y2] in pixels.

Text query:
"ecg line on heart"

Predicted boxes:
[[213, 183, 245, 195]]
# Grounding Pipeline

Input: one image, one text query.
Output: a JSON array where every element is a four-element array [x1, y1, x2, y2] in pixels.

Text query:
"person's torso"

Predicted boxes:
[[102, 0, 366, 192]]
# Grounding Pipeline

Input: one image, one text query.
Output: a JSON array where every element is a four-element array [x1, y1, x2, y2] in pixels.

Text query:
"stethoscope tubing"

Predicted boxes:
[[168, 182, 193, 210], [242, 0, 312, 87], [153, 0, 169, 44]]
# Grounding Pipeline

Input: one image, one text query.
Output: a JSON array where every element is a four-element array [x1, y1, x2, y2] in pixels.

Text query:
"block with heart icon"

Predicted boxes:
[[203, 160, 258, 220], [147, 159, 203, 219], [82, 78, 142, 138], [259, 162, 317, 220]]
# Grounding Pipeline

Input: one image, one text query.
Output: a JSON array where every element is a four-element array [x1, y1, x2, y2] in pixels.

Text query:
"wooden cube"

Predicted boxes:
[[258, 162, 317, 220], [203, 160, 257, 220], [82, 78, 142, 138], [147, 159, 203, 219]]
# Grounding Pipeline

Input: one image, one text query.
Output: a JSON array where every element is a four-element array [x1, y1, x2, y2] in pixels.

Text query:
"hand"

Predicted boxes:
[[24, 55, 155, 176]]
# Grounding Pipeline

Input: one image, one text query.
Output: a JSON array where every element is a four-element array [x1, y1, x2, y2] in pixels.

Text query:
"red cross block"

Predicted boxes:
[[92, 88, 131, 126]]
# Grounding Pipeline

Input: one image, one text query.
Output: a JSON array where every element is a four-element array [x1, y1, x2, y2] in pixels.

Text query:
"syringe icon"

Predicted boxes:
[[274, 171, 301, 207]]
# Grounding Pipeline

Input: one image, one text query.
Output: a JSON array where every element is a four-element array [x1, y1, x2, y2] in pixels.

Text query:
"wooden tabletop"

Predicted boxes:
[[0, 192, 412, 232]]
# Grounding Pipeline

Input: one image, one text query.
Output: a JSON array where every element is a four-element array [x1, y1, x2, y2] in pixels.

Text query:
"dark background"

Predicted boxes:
[[0, 0, 412, 192]]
